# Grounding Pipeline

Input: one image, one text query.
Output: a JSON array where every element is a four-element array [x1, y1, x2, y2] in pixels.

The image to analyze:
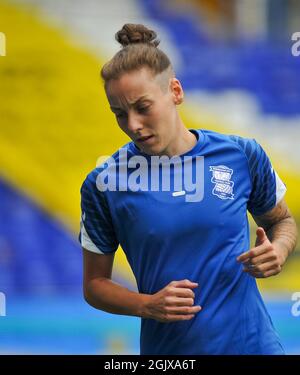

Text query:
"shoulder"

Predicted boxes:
[[81, 141, 133, 193], [201, 128, 257, 149], [200, 129, 264, 161]]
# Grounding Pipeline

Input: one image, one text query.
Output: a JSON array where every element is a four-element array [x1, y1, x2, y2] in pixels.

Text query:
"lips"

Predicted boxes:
[[137, 135, 153, 142]]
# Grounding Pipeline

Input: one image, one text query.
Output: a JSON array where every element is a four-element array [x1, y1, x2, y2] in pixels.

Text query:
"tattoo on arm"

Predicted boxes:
[[253, 199, 298, 260]]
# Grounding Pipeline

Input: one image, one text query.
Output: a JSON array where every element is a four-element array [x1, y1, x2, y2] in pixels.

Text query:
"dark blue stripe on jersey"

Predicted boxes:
[[229, 135, 276, 216], [79, 169, 119, 253]]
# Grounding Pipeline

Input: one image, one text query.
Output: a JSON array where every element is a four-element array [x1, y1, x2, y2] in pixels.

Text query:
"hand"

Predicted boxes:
[[144, 279, 202, 323], [236, 227, 284, 278]]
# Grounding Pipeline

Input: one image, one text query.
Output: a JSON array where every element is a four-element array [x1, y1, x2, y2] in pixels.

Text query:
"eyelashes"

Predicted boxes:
[[138, 106, 150, 113], [115, 105, 151, 118]]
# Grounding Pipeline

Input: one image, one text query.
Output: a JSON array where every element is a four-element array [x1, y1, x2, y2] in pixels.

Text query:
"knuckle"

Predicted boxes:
[[164, 313, 170, 321], [270, 248, 276, 255], [273, 260, 280, 268], [271, 259, 279, 267], [189, 290, 195, 298], [255, 265, 261, 272]]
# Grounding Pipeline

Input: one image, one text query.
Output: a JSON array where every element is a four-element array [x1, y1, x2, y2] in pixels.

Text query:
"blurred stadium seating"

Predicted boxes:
[[0, 0, 299, 354]]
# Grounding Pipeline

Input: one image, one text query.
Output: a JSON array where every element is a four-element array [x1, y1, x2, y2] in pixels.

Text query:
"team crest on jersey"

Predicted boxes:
[[210, 165, 234, 200]]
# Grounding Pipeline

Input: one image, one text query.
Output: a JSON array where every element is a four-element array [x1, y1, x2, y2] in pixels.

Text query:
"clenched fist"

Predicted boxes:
[[237, 227, 284, 278], [143, 279, 202, 323]]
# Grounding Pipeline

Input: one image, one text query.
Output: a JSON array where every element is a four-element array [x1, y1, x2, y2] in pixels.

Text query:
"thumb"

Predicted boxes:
[[256, 227, 268, 244]]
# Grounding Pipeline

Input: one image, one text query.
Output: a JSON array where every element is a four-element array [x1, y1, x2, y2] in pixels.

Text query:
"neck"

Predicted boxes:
[[162, 116, 197, 157]]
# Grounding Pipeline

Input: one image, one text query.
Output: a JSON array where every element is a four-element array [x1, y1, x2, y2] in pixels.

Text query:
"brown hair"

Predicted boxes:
[[101, 23, 173, 84]]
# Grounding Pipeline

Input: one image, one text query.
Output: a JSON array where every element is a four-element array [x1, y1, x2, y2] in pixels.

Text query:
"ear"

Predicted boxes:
[[170, 78, 184, 105]]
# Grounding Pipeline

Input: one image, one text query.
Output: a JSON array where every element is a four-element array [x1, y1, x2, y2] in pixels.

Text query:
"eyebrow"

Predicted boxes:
[[110, 96, 152, 111]]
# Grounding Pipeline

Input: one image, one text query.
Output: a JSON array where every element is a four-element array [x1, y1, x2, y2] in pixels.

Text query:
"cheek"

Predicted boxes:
[[151, 102, 171, 123], [153, 104, 173, 127]]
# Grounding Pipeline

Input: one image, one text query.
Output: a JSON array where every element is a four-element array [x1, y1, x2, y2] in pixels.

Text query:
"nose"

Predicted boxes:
[[127, 111, 143, 134]]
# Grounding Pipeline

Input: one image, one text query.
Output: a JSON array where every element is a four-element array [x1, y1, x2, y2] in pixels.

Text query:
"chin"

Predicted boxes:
[[143, 144, 164, 156]]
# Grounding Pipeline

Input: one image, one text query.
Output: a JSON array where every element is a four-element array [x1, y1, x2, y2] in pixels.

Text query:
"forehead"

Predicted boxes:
[[106, 68, 162, 104]]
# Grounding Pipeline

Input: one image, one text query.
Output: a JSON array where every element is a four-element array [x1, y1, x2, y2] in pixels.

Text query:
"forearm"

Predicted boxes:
[[266, 217, 298, 264], [84, 278, 149, 318]]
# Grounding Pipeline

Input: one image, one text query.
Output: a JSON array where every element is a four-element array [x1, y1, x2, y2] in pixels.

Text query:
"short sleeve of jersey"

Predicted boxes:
[[232, 136, 287, 216], [79, 170, 119, 254]]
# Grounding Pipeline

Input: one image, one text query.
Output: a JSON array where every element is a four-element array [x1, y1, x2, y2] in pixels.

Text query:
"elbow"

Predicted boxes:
[[82, 280, 98, 307], [83, 285, 93, 306], [82, 278, 108, 309]]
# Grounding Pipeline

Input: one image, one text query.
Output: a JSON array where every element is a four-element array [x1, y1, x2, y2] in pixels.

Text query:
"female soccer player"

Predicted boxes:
[[79, 24, 298, 354]]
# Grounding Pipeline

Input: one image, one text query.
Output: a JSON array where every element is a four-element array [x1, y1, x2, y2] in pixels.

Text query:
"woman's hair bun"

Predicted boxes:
[[116, 23, 160, 47]]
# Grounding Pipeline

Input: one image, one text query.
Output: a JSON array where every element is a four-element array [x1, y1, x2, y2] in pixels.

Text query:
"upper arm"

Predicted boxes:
[[79, 172, 119, 254], [252, 198, 293, 230], [82, 247, 115, 286], [239, 137, 287, 216]]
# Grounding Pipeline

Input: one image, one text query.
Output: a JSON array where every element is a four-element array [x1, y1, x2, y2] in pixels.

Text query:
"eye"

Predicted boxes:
[[137, 105, 151, 114]]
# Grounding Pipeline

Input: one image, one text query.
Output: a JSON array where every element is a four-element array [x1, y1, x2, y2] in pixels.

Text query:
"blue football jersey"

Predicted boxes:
[[79, 129, 286, 354]]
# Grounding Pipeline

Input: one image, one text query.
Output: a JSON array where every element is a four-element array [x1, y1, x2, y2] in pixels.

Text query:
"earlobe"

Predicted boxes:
[[174, 91, 184, 105], [175, 96, 184, 105]]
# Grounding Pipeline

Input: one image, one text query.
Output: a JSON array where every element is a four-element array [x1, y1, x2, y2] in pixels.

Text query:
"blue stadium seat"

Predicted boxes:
[[0, 179, 82, 295], [141, 0, 300, 116]]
